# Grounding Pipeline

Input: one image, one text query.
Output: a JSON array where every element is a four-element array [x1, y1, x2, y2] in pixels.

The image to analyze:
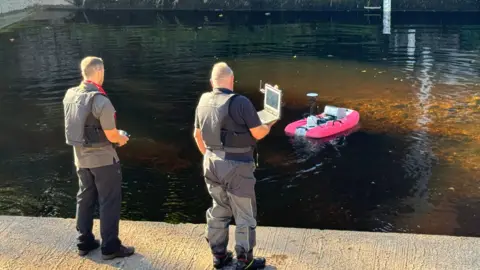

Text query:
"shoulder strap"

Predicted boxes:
[[227, 94, 240, 125], [90, 92, 108, 119]]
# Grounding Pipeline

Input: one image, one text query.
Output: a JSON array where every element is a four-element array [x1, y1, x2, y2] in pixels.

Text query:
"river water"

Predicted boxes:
[[0, 11, 479, 236]]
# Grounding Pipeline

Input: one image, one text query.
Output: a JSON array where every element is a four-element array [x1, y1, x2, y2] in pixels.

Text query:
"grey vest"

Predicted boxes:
[[196, 89, 256, 153], [62, 82, 111, 148]]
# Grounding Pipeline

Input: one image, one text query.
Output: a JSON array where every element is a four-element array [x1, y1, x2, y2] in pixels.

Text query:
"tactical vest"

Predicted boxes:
[[196, 89, 256, 153], [62, 82, 111, 148]]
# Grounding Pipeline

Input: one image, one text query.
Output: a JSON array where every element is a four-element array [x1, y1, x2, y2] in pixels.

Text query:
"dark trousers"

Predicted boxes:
[[75, 162, 122, 254], [203, 150, 257, 260]]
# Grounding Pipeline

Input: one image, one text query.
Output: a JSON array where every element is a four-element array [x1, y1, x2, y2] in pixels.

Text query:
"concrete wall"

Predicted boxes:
[[78, 0, 480, 11], [0, 0, 71, 15], [0, 0, 35, 14], [1, 0, 480, 13]]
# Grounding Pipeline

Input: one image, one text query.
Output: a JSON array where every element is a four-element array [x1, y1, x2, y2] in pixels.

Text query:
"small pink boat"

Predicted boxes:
[[284, 94, 360, 139]]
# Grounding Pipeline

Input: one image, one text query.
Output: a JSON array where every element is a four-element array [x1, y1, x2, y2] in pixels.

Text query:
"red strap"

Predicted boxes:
[[84, 80, 107, 95], [83, 80, 116, 119]]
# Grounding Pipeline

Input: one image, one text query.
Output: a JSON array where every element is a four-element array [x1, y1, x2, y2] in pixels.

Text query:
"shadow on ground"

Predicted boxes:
[[83, 251, 155, 269]]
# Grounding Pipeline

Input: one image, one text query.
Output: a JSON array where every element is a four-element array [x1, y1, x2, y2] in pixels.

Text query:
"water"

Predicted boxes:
[[0, 10, 479, 236]]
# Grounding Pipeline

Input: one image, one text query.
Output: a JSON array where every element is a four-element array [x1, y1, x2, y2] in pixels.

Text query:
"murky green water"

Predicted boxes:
[[0, 10, 479, 236]]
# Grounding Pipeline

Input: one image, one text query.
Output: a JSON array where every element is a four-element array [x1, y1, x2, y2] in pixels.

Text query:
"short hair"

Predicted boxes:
[[80, 56, 104, 78], [210, 62, 233, 82]]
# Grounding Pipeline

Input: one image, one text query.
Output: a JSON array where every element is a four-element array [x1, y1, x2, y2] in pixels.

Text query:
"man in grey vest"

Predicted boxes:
[[194, 62, 277, 269], [63, 56, 134, 260]]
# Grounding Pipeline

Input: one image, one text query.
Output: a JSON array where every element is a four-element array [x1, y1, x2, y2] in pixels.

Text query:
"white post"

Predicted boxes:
[[383, 0, 391, 12], [382, 0, 391, 35]]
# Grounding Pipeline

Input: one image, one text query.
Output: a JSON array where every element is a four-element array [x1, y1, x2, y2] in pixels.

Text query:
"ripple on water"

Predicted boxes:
[[1, 11, 480, 236]]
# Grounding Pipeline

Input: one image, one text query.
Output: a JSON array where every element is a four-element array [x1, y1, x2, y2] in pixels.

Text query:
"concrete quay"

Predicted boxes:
[[1, 215, 480, 269]]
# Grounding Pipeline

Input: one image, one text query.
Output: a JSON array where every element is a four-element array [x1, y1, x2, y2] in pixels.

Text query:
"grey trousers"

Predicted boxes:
[[203, 150, 257, 259], [76, 162, 122, 254]]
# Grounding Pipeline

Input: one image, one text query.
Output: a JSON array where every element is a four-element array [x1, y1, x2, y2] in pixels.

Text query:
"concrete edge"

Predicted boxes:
[[26, 5, 480, 13], [2, 4, 480, 17], [4, 215, 477, 241], [0, 8, 36, 30]]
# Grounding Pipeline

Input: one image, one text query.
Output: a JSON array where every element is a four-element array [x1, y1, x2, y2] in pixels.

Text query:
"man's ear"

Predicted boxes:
[[210, 79, 214, 88]]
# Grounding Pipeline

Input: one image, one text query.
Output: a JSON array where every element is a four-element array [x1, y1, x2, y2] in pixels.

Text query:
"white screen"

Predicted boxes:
[[266, 88, 280, 110]]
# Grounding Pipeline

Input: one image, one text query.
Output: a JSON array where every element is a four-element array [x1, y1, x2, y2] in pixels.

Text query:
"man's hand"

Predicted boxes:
[[104, 128, 129, 146], [117, 134, 129, 147], [250, 119, 277, 140], [267, 120, 277, 127], [193, 128, 207, 155]]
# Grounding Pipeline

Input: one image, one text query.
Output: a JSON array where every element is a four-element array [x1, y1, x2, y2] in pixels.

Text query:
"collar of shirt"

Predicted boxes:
[[214, 88, 233, 94], [84, 80, 107, 95]]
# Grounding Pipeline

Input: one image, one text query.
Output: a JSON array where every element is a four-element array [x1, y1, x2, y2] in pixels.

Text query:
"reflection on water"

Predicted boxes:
[[0, 10, 479, 236]]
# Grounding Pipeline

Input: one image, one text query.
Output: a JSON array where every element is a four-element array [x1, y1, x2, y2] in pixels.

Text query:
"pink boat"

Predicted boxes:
[[284, 94, 360, 139]]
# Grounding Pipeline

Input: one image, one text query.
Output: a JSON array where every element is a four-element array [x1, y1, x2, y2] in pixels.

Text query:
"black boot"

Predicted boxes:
[[78, 239, 100, 256], [236, 257, 266, 270], [102, 245, 135, 260], [213, 251, 233, 269]]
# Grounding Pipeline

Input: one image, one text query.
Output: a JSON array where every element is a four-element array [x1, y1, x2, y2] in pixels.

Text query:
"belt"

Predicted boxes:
[[206, 146, 253, 154], [206, 149, 259, 167]]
